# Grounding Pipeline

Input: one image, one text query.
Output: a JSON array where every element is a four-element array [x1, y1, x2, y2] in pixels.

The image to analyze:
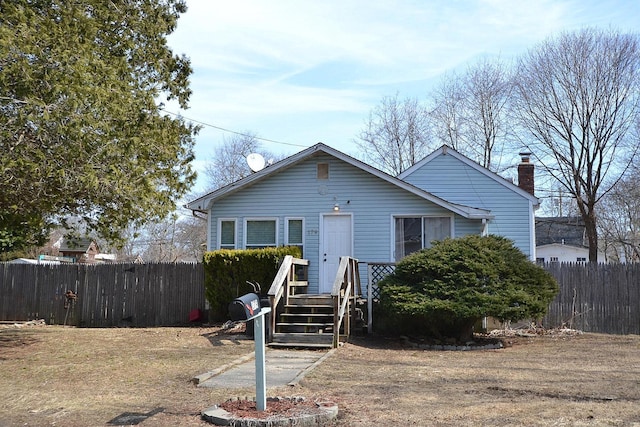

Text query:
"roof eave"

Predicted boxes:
[[401, 145, 541, 206], [184, 143, 494, 220], [185, 144, 328, 211]]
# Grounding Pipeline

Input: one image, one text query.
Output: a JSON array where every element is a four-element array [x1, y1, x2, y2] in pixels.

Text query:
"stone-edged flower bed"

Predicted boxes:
[[201, 396, 338, 426]]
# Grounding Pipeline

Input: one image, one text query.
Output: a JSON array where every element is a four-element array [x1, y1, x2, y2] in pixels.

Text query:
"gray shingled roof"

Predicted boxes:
[[535, 216, 586, 247], [58, 237, 96, 253]]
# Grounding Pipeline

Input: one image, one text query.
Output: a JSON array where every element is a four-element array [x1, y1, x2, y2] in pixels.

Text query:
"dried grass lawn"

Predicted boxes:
[[0, 324, 639, 426]]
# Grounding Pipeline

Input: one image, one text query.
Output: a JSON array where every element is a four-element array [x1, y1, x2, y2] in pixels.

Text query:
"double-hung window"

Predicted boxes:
[[394, 216, 452, 261], [245, 218, 278, 249], [285, 218, 304, 255], [219, 219, 236, 250]]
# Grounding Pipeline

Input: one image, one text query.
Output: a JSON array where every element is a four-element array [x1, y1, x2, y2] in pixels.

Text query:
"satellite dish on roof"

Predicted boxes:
[[247, 153, 266, 172]]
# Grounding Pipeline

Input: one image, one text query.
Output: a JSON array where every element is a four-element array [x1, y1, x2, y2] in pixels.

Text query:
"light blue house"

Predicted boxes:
[[186, 143, 539, 294], [398, 145, 539, 262]]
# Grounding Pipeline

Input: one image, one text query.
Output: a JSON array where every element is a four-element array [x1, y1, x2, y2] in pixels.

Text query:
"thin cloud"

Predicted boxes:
[[167, 0, 640, 182]]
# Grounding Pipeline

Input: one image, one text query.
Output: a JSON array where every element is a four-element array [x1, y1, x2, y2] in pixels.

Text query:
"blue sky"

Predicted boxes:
[[166, 0, 640, 192]]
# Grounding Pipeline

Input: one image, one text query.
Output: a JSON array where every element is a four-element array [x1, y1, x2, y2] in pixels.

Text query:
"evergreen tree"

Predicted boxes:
[[0, 0, 198, 253]]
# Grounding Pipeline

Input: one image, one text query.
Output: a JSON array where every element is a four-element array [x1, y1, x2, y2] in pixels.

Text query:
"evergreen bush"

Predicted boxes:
[[378, 235, 558, 341], [203, 246, 302, 321]]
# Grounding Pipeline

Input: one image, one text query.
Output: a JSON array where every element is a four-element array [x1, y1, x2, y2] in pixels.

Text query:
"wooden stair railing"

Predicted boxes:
[[267, 255, 309, 343], [267, 255, 362, 348], [331, 256, 362, 348]]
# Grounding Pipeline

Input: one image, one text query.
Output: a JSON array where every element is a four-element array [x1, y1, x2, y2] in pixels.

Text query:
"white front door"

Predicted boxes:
[[320, 214, 353, 293]]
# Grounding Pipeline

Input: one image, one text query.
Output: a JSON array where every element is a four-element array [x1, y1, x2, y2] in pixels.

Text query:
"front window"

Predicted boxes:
[[245, 219, 277, 248], [394, 216, 451, 261], [286, 218, 304, 255], [219, 219, 236, 250]]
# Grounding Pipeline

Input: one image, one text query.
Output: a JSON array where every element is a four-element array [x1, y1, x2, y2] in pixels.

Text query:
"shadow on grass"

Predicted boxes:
[[341, 333, 411, 350], [0, 329, 40, 358], [345, 331, 509, 351], [200, 323, 252, 347]]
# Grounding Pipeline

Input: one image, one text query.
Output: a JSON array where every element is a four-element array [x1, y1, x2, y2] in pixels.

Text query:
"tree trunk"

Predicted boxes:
[[457, 318, 477, 343], [584, 209, 599, 263]]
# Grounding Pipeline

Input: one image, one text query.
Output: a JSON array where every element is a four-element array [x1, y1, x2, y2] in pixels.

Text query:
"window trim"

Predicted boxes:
[[391, 214, 454, 261], [243, 217, 279, 249], [422, 215, 454, 247], [217, 218, 237, 250], [317, 162, 329, 179], [285, 217, 305, 252]]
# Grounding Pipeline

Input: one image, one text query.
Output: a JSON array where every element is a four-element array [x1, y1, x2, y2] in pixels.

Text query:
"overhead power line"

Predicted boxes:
[[162, 109, 309, 149]]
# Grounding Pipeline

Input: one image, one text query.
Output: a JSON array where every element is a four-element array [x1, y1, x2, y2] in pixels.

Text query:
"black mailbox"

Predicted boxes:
[[228, 293, 261, 321]]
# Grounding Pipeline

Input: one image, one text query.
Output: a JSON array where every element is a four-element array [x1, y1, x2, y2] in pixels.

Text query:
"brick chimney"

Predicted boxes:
[[518, 152, 535, 196]]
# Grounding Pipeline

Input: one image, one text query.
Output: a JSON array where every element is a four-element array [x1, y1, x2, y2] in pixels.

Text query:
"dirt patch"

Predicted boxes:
[[483, 386, 624, 403], [1, 325, 639, 426], [0, 320, 45, 359]]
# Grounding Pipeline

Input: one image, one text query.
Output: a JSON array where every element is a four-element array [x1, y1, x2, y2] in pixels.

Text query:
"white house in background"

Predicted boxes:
[[536, 243, 607, 264], [186, 143, 540, 292], [535, 216, 607, 263], [7, 258, 61, 265]]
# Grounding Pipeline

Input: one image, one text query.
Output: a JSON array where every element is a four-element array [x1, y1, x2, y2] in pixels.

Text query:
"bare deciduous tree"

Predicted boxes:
[[598, 166, 640, 263], [429, 58, 512, 170], [463, 57, 513, 170], [204, 132, 284, 192], [356, 93, 433, 176], [430, 71, 466, 151], [139, 213, 181, 262], [174, 214, 208, 261], [513, 28, 640, 262], [204, 133, 263, 191], [544, 186, 581, 218], [130, 212, 207, 262]]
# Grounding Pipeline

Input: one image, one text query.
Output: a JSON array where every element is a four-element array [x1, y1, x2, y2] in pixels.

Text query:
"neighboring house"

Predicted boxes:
[[186, 143, 539, 293], [535, 216, 607, 263], [58, 238, 100, 264], [536, 216, 586, 247], [536, 243, 594, 264], [54, 238, 118, 264], [94, 253, 117, 263]]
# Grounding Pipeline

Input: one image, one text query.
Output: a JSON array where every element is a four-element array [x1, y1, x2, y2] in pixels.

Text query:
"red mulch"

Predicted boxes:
[[218, 397, 323, 420]]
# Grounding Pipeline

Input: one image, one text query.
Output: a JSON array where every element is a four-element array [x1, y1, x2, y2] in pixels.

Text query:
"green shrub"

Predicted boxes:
[[203, 246, 302, 321], [378, 235, 558, 341]]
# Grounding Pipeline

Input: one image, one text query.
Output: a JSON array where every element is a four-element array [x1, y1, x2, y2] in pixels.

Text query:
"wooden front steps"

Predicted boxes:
[[270, 294, 334, 348]]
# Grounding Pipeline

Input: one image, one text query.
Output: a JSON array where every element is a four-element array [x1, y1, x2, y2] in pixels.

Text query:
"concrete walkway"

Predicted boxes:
[[194, 348, 334, 389]]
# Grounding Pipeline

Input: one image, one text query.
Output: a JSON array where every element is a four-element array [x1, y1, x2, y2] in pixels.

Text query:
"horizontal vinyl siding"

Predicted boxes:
[[454, 217, 484, 238], [403, 154, 534, 258], [208, 153, 483, 292]]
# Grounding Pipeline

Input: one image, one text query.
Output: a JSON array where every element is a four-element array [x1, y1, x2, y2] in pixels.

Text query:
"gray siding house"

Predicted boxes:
[[186, 143, 538, 294]]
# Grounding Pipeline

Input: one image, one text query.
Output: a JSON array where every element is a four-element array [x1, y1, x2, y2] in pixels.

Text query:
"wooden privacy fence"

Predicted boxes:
[[366, 261, 640, 335], [543, 262, 640, 335], [0, 262, 205, 327]]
